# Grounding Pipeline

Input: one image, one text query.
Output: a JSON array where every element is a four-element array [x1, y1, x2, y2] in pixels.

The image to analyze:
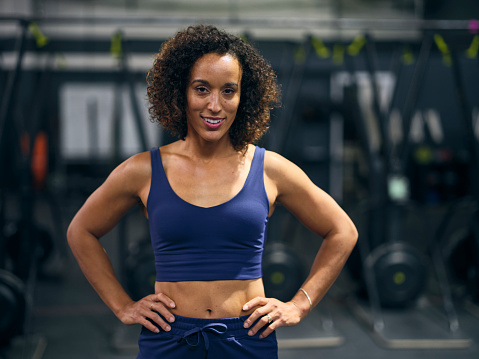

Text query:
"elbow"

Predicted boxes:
[[348, 222, 359, 249], [344, 218, 359, 255], [323, 218, 358, 253], [336, 218, 358, 254], [66, 218, 86, 252], [66, 221, 77, 250], [66, 217, 101, 253]]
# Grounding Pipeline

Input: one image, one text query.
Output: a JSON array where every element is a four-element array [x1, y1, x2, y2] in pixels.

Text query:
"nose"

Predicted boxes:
[[207, 91, 221, 113]]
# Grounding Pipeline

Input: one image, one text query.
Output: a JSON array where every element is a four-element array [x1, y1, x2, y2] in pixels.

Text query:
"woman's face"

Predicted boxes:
[[185, 52, 242, 145]]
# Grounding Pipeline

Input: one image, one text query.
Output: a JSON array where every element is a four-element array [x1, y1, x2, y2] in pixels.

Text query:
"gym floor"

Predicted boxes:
[[2, 194, 479, 359]]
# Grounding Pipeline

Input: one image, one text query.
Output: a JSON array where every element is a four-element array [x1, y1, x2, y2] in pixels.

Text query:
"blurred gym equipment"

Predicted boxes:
[[1, 14, 478, 356], [343, 31, 474, 348]]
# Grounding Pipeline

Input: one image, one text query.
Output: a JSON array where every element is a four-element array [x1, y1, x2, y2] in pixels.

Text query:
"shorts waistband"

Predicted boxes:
[[164, 314, 250, 338]]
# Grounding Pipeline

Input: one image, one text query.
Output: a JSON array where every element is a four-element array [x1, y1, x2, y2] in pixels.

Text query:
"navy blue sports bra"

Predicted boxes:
[[147, 146, 270, 282]]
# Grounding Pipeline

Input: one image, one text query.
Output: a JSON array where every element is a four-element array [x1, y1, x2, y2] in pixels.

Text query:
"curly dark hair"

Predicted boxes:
[[147, 24, 280, 152]]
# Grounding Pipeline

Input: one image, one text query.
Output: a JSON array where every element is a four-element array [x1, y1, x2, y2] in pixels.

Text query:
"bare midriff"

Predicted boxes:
[[155, 278, 264, 318]]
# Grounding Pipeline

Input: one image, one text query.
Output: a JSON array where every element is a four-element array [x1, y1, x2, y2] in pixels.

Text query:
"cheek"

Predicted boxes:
[[186, 93, 196, 108], [225, 97, 241, 113]]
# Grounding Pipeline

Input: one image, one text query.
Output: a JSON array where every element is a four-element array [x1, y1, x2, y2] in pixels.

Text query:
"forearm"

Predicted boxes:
[[67, 226, 133, 318], [242, 231, 356, 338], [290, 231, 357, 318]]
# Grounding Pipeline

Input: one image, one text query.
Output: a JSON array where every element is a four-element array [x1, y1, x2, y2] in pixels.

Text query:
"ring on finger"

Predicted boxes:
[[267, 314, 273, 324]]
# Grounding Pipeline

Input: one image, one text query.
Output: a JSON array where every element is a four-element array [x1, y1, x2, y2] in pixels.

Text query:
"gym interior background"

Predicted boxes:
[[1, 0, 479, 358]]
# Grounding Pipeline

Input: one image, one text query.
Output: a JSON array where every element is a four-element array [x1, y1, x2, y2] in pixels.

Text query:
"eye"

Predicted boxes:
[[195, 86, 209, 93], [223, 88, 236, 95]]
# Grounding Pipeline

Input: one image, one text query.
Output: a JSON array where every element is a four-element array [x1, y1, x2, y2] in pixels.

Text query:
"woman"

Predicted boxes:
[[67, 25, 358, 358]]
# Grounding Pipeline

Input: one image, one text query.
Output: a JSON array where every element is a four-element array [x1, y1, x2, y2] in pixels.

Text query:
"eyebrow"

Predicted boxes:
[[190, 79, 239, 87]]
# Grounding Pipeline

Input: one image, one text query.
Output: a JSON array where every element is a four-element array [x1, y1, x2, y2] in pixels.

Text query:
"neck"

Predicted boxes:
[[181, 135, 238, 162]]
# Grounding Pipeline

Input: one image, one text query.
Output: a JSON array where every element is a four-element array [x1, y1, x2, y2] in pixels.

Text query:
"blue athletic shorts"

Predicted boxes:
[[137, 314, 278, 359]]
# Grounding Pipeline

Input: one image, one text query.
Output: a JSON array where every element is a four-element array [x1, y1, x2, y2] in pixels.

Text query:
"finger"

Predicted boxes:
[[143, 308, 172, 332], [247, 314, 271, 336], [259, 319, 280, 339], [158, 293, 176, 308], [150, 301, 175, 323], [243, 297, 269, 329], [152, 293, 176, 308], [139, 316, 162, 333], [242, 296, 267, 312], [243, 303, 270, 329], [259, 326, 274, 339]]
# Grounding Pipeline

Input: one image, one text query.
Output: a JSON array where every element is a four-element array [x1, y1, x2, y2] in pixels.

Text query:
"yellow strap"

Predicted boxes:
[[466, 35, 479, 59], [28, 22, 49, 48], [110, 31, 123, 60], [402, 46, 415, 65], [311, 36, 330, 58], [433, 34, 451, 66], [347, 35, 366, 56]]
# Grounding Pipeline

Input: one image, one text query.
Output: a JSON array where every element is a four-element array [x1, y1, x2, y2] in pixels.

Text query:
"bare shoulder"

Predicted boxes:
[[69, 151, 153, 238], [264, 149, 326, 206], [104, 151, 152, 194], [264, 149, 309, 184], [264, 149, 287, 168], [115, 150, 151, 176], [263, 149, 356, 238]]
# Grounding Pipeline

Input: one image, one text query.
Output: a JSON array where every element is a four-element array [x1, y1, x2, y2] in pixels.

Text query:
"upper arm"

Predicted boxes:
[[68, 152, 151, 240], [264, 151, 357, 240]]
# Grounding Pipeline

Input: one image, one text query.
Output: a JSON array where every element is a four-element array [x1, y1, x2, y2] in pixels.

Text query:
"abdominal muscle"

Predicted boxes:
[[155, 278, 264, 318]]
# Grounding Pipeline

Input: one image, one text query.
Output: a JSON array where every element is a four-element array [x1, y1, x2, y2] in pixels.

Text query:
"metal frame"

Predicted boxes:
[[0, 16, 474, 31]]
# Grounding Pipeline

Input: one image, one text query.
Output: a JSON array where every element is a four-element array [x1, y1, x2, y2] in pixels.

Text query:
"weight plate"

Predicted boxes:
[[126, 240, 156, 301], [263, 244, 304, 302], [366, 242, 427, 308], [445, 227, 479, 300], [5, 222, 54, 274], [0, 270, 26, 343]]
